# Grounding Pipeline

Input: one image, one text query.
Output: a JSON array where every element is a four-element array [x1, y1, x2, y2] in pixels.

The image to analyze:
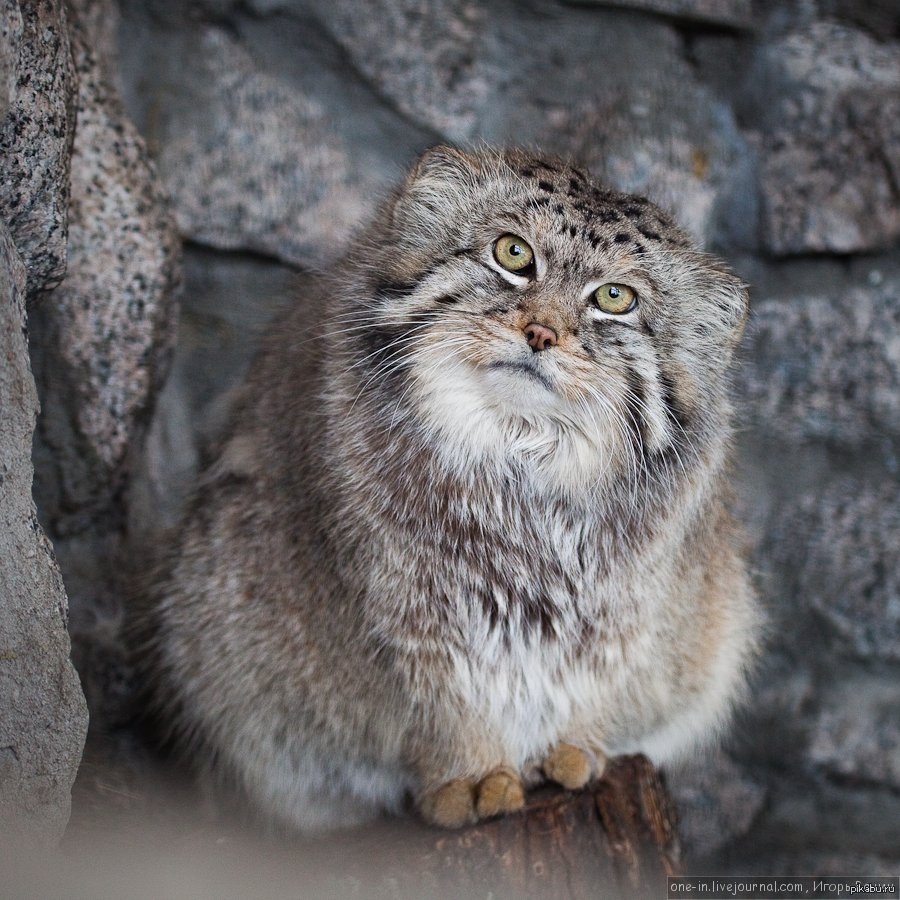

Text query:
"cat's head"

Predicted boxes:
[[334, 146, 747, 491]]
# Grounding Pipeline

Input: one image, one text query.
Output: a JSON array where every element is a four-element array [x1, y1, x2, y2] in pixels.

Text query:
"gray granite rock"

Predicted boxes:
[[157, 28, 368, 269], [0, 0, 76, 295], [808, 675, 900, 790], [769, 480, 900, 664], [566, 0, 756, 29], [300, 0, 489, 142], [740, 278, 900, 448], [666, 748, 767, 860], [0, 222, 88, 842], [128, 246, 299, 543], [751, 22, 900, 255], [31, 0, 180, 535], [820, 0, 900, 41]]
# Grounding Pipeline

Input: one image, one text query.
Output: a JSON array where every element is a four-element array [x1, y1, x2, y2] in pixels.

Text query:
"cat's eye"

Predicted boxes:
[[594, 283, 637, 315], [493, 234, 534, 273]]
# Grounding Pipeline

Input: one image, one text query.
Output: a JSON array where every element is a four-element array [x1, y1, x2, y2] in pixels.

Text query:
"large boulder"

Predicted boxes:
[[770, 480, 900, 664], [0, 221, 88, 842], [30, 0, 180, 539], [0, 0, 76, 296], [740, 275, 900, 448], [155, 28, 367, 269], [750, 22, 900, 255]]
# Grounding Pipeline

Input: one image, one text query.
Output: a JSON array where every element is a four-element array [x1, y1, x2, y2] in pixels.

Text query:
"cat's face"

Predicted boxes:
[[337, 146, 747, 490]]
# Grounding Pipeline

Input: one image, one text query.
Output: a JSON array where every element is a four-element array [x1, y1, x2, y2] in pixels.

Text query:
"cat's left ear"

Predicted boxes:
[[698, 264, 750, 351], [389, 145, 480, 240]]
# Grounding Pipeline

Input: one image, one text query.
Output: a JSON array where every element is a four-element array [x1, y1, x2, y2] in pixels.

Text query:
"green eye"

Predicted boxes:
[[493, 234, 534, 272], [594, 283, 637, 314]]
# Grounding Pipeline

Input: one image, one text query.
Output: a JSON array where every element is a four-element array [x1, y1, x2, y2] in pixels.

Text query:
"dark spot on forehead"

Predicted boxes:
[[538, 180, 555, 193], [598, 209, 621, 224], [592, 186, 617, 203], [553, 203, 565, 215], [584, 228, 606, 250], [637, 225, 662, 242], [613, 232, 631, 244]]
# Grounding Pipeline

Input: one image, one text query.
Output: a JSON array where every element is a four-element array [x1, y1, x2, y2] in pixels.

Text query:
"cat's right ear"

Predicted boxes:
[[389, 145, 479, 240]]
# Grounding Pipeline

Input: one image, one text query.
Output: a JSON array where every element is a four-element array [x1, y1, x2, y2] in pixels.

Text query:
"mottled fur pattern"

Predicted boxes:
[[145, 146, 761, 831]]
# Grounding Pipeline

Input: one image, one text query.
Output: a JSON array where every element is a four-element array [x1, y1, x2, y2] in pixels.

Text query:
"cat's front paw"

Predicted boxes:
[[475, 766, 525, 819], [542, 742, 602, 790], [418, 767, 525, 828], [418, 778, 477, 828]]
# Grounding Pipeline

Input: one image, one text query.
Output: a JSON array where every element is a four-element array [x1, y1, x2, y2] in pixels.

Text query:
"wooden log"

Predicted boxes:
[[312, 754, 682, 899]]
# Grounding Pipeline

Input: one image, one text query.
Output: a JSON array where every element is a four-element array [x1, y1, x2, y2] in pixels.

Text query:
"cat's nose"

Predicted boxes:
[[524, 322, 558, 352]]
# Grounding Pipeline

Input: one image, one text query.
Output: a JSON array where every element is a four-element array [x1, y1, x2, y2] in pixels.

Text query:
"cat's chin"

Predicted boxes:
[[484, 359, 556, 394]]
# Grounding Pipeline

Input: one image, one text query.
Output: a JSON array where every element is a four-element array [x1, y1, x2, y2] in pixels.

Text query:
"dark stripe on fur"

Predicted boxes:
[[623, 366, 649, 457], [658, 371, 691, 435]]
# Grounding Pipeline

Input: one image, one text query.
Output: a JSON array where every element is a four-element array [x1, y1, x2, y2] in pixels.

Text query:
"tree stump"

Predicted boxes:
[[314, 754, 682, 899]]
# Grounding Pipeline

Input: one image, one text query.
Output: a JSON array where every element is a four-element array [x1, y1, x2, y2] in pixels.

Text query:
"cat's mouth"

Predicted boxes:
[[486, 359, 554, 392]]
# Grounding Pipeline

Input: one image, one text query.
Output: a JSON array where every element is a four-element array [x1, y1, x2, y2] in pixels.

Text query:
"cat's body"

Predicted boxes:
[[146, 147, 760, 831]]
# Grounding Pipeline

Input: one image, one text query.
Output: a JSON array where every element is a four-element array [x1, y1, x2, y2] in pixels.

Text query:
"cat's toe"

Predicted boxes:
[[419, 778, 477, 828], [475, 766, 525, 819], [542, 742, 593, 790]]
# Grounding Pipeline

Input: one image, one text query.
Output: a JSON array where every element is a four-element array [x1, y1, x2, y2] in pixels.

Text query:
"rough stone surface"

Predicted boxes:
[[0, 222, 88, 842], [30, 0, 180, 535], [740, 278, 900, 447], [808, 676, 900, 790], [128, 246, 299, 543], [771, 481, 900, 664], [157, 28, 368, 269], [821, 0, 900, 40], [570, 0, 756, 29], [751, 22, 900, 255], [301, 0, 490, 142], [0, 0, 76, 295], [666, 749, 767, 861]]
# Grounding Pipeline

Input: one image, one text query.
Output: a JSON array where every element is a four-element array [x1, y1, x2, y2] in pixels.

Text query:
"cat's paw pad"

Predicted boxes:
[[542, 742, 592, 790], [475, 766, 525, 819], [419, 778, 477, 829]]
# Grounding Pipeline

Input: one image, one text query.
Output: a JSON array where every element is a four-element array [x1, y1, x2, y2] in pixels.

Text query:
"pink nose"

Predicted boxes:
[[524, 322, 558, 352]]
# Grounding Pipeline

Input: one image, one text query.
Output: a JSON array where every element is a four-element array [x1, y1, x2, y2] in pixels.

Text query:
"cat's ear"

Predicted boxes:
[[389, 145, 480, 239], [697, 263, 750, 352]]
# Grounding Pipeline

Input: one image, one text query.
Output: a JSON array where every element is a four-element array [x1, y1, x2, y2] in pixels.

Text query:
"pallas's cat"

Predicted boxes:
[[145, 146, 760, 830]]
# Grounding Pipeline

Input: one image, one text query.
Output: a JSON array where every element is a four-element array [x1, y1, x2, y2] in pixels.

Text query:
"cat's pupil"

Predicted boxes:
[[510, 245, 522, 256], [609, 286, 620, 298]]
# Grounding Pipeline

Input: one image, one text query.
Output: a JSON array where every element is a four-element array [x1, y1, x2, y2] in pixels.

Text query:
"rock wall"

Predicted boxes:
[[0, 0, 179, 839], [0, 0, 86, 842], [112, 0, 899, 873], [1, 0, 897, 872]]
